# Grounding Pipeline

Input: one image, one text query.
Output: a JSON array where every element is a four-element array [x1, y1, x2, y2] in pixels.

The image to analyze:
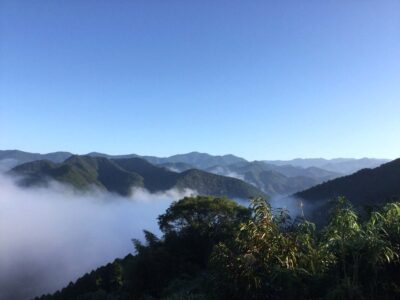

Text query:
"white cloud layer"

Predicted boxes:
[[0, 175, 195, 300]]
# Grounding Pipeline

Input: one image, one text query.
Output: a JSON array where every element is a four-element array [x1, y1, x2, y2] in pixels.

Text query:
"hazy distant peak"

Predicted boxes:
[[264, 158, 390, 174]]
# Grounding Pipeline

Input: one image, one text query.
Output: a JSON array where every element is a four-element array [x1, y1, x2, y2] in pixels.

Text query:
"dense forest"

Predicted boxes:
[[35, 195, 400, 300]]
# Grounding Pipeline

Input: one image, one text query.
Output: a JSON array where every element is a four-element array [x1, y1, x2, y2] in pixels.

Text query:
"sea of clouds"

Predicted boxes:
[[0, 174, 195, 300]]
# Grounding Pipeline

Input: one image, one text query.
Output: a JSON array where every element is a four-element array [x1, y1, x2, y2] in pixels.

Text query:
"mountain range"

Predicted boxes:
[[10, 155, 265, 199], [1, 150, 391, 196], [265, 158, 390, 174], [0, 150, 71, 171], [205, 161, 340, 196], [29, 158, 400, 300]]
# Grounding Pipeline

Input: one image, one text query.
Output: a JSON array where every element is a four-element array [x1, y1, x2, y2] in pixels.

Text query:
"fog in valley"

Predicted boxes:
[[0, 174, 195, 300], [0, 166, 345, 300]]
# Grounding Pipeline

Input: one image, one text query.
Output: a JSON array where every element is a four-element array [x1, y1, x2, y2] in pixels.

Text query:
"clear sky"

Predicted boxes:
[[0, 0, 399, 160]]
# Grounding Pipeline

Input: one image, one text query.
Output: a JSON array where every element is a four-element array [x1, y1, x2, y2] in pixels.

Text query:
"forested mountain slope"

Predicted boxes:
[[295, 158, 400, 209], [10, 155, 265, 199]]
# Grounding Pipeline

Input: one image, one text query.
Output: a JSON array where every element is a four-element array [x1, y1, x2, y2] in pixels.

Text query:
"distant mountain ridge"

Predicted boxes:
[[10, 155, 265, 199], [0, 150, 72, 171], [11, 156, 144, 196], [157, 162, 195, 172], [1, 150, 388, 174], [265, 158, 390, 174], [206, 161, 340, 196], [1, 150, 390, 196], [86, 151, 247, 169]]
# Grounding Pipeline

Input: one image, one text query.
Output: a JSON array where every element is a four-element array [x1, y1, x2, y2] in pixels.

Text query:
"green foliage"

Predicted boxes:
[[211, 197, 400, 300], [36, 196, 400, 300], [158, 196, 250, 234], [211, 197, 302, 299]]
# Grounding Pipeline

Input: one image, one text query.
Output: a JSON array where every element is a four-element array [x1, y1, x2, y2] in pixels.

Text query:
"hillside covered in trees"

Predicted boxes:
[[10, 155, 265, 199], [296, 158, 400, 206], [295, 158, 400, 223], [35, 196, 400, 300]]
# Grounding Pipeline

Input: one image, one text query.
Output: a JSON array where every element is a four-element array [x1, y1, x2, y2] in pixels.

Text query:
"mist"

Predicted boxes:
[[207, 166, 245, 181], [0, 175, 195, 300], [269, 196, 303, 217], [0, 159, 19, 172]]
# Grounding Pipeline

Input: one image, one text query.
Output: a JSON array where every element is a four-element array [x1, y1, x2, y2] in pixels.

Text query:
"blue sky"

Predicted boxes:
[[1, 0, 399, 160]]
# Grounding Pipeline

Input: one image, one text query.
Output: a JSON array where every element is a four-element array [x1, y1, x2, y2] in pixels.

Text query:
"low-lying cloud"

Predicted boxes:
[[207, 166, 245, 181], [0, 174, 195, 300], [269, 195, 303, 217], [0, 158, 19, 172]]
